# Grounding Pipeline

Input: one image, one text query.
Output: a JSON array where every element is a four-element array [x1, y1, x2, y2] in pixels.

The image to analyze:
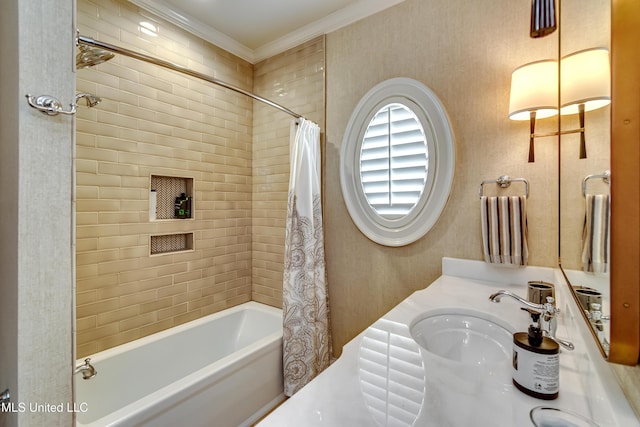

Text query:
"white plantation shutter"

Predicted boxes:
[[360, 103, 428, 217]]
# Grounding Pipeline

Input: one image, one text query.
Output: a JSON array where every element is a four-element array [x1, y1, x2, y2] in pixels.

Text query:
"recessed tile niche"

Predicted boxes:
[[150, 233, 194, 255], [150, 175, 194, 255], [150, 175, 194, 220]]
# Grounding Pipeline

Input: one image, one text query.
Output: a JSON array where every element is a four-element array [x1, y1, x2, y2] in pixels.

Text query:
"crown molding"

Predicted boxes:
[[128, 0, 255, 62], [252, 0, 405, 63], [129, 0, 405, 64]]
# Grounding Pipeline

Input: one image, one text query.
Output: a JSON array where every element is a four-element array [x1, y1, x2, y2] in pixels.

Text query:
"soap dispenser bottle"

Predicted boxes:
[[512, 311, 559, 400]]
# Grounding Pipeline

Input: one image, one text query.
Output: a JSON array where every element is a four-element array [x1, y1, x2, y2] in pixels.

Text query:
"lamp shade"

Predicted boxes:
[[508, 59, 558, 121], [560, 48, 611, 115]]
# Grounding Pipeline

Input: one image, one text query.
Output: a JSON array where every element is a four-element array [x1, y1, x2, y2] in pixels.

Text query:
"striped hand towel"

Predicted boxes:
[[480, 196, 528, 266], [581, 194, 610, 273]]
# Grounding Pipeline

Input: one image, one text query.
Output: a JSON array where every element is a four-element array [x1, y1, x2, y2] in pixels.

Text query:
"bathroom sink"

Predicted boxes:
[[409, 309, 514, 365]]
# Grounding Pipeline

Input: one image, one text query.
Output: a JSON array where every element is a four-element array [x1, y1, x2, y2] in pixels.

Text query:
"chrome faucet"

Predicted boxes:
[[75, 358, 97, 380], [588, 303, 610, 350], [489, 290, 575, 351], [75, 93, 102, 108]]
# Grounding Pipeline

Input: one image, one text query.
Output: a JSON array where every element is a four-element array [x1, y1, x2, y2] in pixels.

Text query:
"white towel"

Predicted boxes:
[[480, 196, 528, 266], [582, 194, 610, 273]]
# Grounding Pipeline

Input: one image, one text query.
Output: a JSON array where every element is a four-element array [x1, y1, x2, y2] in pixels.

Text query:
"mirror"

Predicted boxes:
[[559, 0, 611, 356], [340, 77, 455, 247]]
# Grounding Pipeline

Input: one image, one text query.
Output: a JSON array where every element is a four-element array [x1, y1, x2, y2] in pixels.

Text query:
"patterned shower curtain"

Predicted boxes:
[[282, 118, 331, 397]]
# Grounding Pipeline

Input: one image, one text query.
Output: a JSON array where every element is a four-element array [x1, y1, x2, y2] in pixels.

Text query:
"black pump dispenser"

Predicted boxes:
[[527, 311, 543, 347], [513, 307, 560, 400]]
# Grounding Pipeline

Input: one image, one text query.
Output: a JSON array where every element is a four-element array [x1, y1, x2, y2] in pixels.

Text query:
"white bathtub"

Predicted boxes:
[[75, 302, 284, 427]]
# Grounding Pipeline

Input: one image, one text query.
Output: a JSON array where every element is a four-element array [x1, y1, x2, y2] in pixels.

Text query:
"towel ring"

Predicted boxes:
[[582, 170, 610, 197], [479, 175, 529, 199]]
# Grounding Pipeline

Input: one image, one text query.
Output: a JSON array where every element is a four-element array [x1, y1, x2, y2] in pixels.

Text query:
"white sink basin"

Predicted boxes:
[[410, 308, 514, 365]]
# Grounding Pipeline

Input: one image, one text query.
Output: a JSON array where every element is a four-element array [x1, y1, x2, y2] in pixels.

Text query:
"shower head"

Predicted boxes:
[[75, 93, 102, 108], [76, 44, 115, 68]]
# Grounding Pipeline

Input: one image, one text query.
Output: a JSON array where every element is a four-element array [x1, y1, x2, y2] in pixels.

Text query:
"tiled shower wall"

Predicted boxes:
[[251, 37, 326, 307], [76, 0, 254, 357], [75, 0, 325, 357]]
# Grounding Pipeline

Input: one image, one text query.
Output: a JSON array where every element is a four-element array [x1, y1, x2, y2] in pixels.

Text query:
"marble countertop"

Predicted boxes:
[[258, 258, 639, 427]]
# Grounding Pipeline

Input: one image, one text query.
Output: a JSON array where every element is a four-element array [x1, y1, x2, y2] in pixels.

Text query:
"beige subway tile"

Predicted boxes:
[[76, 238, 98, 253], [119, 312, 157, 332], [138, 254, 173, 269], [187, 295, 215, 311], [77, 199, 122, 212], [118, 200, 147, 212], [76, 342, 98, 360], [77, 172, 121, 187], [157, 303, 188, 320], [139, 275, 173, 292], [119, 222, 157, 235], [121, 176, 149, 188], [98, 281, 140, 300], [76, 297, 119, 319], [77, 212, 99, 226], [119, 78, 158, 100], [171, 250, 202, 263], [139, 319, 175, 337], [118, 266, 157, 284], [76, 289, 97, 309], [95, 329, 141, 353], [76, 315, 97, 332], [97, 258, 139, 276], [95, 136, 139, 155], [173, 270, 202, 285], [173, 309, 203, 326], [119, 289, 157, 308], [212, 289, 237, 303], [119, 245, 148, 259], [158, 282, 188, 299], [252, 293, 283, 309], [76, 159, 98, 174], [226, 293, 252, 307], [76, 132, 96, 148], [76, 249, 120, 266], [97, 305, 140, 326], [77, 186, 100, 200], [97, 110, 139, 130], [98, 161, 140, 177], [76, 274, 118, 292], [201, 283, 226, 297], [139, 297, 173, 314], [98, 235, 139, 250], [155, 262, 188, 277], [76, 264, 98, 280]]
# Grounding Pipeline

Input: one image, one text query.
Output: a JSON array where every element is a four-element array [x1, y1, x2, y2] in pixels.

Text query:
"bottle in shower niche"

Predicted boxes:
[[175, 196, 184, 219], [149, 189, 157, 221], [174, 193, 192, 219], [184, 194, 191, 218]]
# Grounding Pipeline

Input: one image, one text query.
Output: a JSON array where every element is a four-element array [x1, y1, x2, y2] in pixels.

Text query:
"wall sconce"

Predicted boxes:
[[508, 48, 610, 162], [560, 48, 611, 159], [508, 60, 558, 162]]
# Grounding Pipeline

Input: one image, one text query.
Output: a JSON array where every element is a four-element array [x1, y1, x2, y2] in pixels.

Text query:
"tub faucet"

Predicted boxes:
[[75, 358, 97, 380], [489, 290, 575, 351]]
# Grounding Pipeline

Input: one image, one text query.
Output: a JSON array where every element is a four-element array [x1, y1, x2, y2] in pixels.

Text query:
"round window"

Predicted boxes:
[[360, 103, 428, 219], [340, 78, 455, 246]]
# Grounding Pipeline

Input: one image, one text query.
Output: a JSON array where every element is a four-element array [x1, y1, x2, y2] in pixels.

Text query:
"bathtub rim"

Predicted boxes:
[[74, 301, 283, 427]]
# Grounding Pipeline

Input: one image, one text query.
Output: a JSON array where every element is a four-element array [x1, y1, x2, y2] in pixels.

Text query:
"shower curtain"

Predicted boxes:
[[282, 118, 331, 396]]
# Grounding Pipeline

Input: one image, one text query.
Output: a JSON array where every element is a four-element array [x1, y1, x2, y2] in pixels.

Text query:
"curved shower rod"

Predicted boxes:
[[76, 34, 304, 120]]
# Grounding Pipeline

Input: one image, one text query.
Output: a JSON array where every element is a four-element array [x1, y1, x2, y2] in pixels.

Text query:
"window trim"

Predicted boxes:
[[340, 78, 455, 246]]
